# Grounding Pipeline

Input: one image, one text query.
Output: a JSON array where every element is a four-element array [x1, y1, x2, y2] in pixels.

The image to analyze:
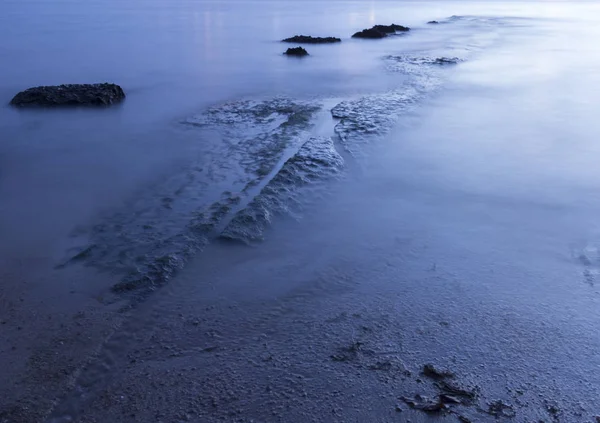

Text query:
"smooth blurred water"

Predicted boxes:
[[0, 0, 598, 283], [0, 1, 570, 255], [0, 0, 599, 277]]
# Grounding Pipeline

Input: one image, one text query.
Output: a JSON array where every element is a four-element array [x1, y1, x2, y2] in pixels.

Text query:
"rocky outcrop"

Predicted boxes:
[[284, 47, 309, 57], [372, 24, 410, 33], [352, 24, 410, 39], [352, 28, 387, 39], [282, 35, 341, 44], [9, 83, 125, 107]]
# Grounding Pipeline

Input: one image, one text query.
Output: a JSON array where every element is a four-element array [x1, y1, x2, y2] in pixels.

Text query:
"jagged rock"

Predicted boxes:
[[373, 24, 410, 33], [437, 380, 477, 403], [282, 35, 341, 44], [352, 24, 410, 39], [352, 28, 387, 39], [10, 83, 125, 107], [439, 394, 462, 404], [284, 47, 309, 57], [433, 57, 460, 65]]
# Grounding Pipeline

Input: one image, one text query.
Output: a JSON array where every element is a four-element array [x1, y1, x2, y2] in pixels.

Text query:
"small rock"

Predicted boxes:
[[433, 57, 460, 65], [352, 28, 386, 39], [439, 394, 462, 404], [352, 24, 410, 39], [372, 24, 410, 33], [282, 35, 341, 44], [284, 47, 309, 57], [545, 401, 560, 415], [437, 380, 477, 402], [428, 20, 440, 24], [402, 395, 445, 413]]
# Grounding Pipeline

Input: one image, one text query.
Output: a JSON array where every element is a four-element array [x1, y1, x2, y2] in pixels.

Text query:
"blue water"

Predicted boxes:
[[0, 0, 569, 261]]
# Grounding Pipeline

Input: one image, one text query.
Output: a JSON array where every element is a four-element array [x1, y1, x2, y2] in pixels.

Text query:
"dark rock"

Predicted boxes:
[[401, 395, 446, 413], [439, 394, 462, 404], [545, 401, 560, 416], [423, 363, 454, 379], [428, 20, 440, 24], [352, 28, 387, 39], [437, 380, 477, 402], [10, 83, 125, 107], [372, 24, 410, 33], [352, 24, 410, 39], [433, 57, 460, 65], [282, 35, 341, 44], [284, 47, 309, 57]]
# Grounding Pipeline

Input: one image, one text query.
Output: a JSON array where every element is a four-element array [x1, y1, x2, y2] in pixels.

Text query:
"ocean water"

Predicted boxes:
[[3, 0, 588, 291], [3, 1, 600, 421]]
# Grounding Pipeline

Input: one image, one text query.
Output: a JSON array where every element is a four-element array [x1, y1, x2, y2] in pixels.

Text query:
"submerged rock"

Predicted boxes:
[[282, 35, 341, 44], [428, 20, 440, 24], [352, 24, 410, 39], [433, 57, 460, 65], [10, 83, 125, 107], [384, 55, 462, 68], [284, 47, 309, 57]]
